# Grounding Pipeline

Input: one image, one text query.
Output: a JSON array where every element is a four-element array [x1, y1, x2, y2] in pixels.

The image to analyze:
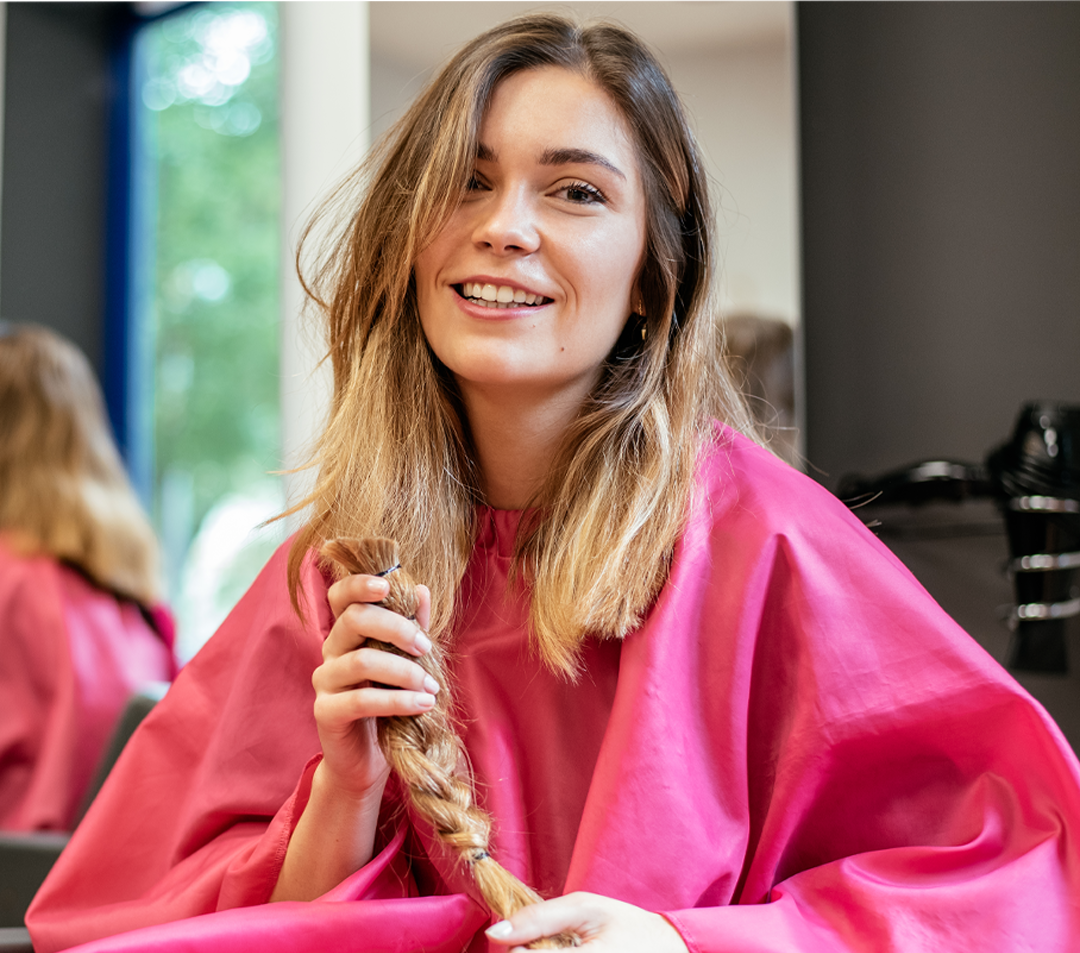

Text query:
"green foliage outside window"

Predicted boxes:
[[135, 2, 283, 658]]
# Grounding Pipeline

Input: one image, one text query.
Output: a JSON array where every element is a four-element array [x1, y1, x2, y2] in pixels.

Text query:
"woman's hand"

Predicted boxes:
[[270, 573, 436, 902], [485, 893, 690, 952], [313, 573, 437, 800]]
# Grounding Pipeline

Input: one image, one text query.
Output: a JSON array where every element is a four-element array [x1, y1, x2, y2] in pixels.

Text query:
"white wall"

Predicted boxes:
[[278, 1, 369, 517], [670, 39, 799, 324]]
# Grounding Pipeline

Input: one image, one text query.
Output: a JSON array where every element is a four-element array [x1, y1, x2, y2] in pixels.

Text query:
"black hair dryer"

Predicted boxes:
[[838, 401, 1080, 673], [988, 403, 1080, 672]]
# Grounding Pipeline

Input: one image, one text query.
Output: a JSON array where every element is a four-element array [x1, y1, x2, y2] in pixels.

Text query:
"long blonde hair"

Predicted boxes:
[[288, 15, 754, 673], [0, 323, 162, 606]]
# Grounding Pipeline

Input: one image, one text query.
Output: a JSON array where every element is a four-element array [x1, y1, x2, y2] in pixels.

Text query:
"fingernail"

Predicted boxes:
[[414, 631, 433, 654], [423, 675, 440, 695], [370, 578, 390, 596], [486, 921, 513, 939], [415, 692, 436, 709]]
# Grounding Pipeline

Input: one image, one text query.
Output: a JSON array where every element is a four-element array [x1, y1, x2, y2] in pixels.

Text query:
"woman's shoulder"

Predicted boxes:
[[0, 535, 64, 616], [684, 423, 932, 609], [676, 427, 1030, 727], [0, 532, 55, 575], [0, 538, 67, 672], [694, 424, 863, 540], [178, 535, 334, 673], [248, 534, 334, 619]]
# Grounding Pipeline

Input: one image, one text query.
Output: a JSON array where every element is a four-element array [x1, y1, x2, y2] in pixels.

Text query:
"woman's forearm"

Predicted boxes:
[[269, 761, 387, 902]]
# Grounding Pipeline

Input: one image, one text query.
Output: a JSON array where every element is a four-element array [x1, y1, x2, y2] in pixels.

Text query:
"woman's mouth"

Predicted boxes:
[[455, 282, 552, 309]]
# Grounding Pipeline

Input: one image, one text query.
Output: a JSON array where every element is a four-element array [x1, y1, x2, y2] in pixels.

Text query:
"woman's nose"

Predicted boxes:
[[471, 188, 540, 255]]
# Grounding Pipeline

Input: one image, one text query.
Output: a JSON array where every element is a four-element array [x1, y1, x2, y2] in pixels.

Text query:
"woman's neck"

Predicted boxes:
[[461, 384, 585, 510]]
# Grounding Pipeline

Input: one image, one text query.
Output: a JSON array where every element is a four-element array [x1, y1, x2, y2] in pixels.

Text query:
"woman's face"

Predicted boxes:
[[414, 67, 647, 412]]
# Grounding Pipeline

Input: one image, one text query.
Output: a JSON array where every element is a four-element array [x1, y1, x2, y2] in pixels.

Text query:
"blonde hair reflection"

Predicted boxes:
[[0, 324, 161, 607]]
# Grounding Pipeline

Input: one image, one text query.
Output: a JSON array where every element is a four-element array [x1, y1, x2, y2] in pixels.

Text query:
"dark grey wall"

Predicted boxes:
[[1, 2, 119, 373], [799, 2, 1080, 491]]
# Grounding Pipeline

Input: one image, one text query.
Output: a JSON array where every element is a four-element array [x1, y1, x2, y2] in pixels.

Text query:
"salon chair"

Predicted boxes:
[[0, 684, 167, 950], [0, 830, 68, 936]]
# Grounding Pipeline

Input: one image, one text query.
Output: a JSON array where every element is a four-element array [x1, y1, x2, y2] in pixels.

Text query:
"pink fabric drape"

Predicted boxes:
[[0, 541, 177, 832], [27, 431, 1080, 951]]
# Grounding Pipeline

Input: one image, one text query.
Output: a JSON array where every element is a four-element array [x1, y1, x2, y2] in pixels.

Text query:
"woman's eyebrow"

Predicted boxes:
[[540, 147, 626, 180], [474, 142, 626, 180]]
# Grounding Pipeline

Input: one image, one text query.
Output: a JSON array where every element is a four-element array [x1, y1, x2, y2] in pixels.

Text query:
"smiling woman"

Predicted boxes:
[[26, 13, 1080, 953], [414, 67, 648, 508]]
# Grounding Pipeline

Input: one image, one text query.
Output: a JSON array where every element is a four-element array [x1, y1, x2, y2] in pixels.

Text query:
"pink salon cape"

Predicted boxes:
[[0, 540, 177, 832], [26, 430, 1080, 951]]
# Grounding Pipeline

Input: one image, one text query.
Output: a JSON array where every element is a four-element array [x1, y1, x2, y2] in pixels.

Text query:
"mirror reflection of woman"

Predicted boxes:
[[0, 324, 177, 833], [28, 16, 1080, 953]]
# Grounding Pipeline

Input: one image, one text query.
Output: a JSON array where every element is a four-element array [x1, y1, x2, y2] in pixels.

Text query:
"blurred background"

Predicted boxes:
[[1, 1, 1078, 721]]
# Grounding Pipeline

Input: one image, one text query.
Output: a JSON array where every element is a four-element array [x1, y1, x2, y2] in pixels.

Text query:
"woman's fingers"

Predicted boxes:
[[314, 646, 440, 697], [315, 683, 436, 724], [323, 599, 433, 661], [309, 572, 439, 805], [415, 584, 432, 631], [485, 893, 689, 952], [327, 573, 389, 618], [485, 895, 598, 948], [325, 574, 434, 659]]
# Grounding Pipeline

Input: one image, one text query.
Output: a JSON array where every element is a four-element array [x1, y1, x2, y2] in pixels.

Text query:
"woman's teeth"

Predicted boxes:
[[460, 282, 548, 307]]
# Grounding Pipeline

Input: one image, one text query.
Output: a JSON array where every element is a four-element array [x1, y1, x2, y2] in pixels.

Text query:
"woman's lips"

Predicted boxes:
[[455, 281, 552, 309]]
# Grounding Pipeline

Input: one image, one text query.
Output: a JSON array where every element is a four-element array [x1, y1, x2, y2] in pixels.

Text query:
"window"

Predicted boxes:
[[131, 2, 284, 661]]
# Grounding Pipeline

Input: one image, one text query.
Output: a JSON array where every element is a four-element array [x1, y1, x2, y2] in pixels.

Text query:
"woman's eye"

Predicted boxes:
[[560, 182, 605, 205], [465, 174, 488, 192]]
